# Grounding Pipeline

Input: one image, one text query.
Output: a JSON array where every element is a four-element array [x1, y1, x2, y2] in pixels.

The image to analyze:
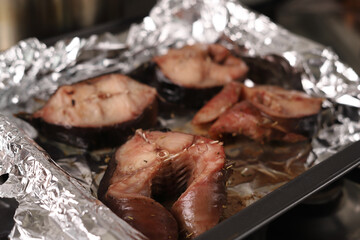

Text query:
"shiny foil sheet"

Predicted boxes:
[[0, 0, 360, 239], [0, 116, 146, 240]]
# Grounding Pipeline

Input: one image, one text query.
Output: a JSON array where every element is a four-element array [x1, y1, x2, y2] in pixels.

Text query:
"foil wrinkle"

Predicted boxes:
[[0, 0, 359, 239], [0, 116, 146, 240]]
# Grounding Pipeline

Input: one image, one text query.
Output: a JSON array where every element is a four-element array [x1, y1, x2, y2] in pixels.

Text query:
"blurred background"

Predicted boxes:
[[0, 0, 359, 73], [0, 0, 156, 50]]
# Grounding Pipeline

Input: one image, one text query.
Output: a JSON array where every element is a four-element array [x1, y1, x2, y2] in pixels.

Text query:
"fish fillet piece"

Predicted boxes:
[[243, 85, 323, 118], [192, 82, 243, 124], [209, 101, 307, 143], [153, 44, 248, 88], [99, 130, 226, 239], [192, 82, 322, 143], [34, 74, 157, 127]]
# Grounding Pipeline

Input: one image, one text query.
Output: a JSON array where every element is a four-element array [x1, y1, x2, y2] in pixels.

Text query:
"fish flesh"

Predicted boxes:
[[153, 44, 248, 88], [243, 85, 323, 118], [23, 74, 158, 149], [98, 129, 226, 239], [208, 101, 307, 143], [193, 83, 323, 143], [150, 44, 248, 108], [192, 82, 242, 125]]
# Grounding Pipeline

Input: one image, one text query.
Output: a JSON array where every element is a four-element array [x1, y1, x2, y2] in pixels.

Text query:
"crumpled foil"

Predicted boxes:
[[0, 0, 359, 239], [0, 116, 146, 240]]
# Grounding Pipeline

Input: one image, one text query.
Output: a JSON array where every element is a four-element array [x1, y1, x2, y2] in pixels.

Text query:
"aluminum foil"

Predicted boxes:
[[0, 0, 360, 239], [0, 115, 147, 240]]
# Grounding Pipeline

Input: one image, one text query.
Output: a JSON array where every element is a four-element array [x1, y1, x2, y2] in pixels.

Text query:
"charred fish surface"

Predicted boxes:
[[152, 44, 248, 108], [98, 130, 226, 239], [26, 74, 158, 149]]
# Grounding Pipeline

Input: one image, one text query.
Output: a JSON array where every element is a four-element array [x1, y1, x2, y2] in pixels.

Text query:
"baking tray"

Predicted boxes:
[[1, 1, 360, 239], [40, 19, 360, 240], [196, 140, 360, 239]]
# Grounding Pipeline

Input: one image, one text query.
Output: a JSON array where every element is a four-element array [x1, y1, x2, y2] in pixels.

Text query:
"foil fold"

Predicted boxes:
[[0, 115, 146, 240], [0, 0, 360, 239]]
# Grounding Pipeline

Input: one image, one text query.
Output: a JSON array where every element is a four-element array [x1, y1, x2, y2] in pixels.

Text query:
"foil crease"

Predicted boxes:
[[0, 115, 146, 240], [0, 0, 359, 239]]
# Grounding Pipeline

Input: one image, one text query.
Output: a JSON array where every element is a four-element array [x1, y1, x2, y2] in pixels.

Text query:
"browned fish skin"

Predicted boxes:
[[105, 193, 178, 240], [153, 44, 248, 88], [29, 74, 158, 149], [99, 130, 226, 239]]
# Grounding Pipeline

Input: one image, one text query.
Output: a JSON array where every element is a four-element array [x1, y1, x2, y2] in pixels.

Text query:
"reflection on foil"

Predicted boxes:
[[56, 156, 93, 191], [0, 115, 146, 240], [0, 0, 359, 239]]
